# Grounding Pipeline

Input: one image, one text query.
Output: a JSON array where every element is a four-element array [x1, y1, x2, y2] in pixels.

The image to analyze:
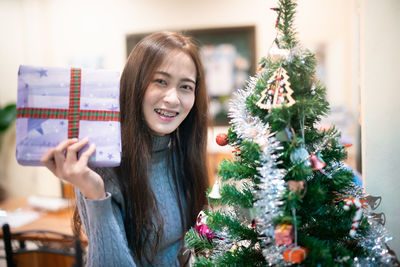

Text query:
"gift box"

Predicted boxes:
[[274, 223, 294, 246], [283, 246, 308, 263], [16, 65, 121, 167]]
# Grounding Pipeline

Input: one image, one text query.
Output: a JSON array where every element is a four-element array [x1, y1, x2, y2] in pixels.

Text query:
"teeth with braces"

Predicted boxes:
[[155, 109, 178, 117]]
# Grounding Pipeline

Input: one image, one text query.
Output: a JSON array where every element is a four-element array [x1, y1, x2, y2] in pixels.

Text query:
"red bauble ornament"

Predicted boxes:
[[216, 133, 228, 146]]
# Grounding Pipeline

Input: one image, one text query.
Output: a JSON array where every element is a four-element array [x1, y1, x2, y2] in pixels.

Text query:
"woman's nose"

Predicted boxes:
[[163, 87, 179, 106]]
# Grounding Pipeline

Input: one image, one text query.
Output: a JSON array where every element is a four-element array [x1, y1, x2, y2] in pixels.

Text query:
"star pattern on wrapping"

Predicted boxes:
[[109, 104, 118, 111], [38, 69, 48, 77]]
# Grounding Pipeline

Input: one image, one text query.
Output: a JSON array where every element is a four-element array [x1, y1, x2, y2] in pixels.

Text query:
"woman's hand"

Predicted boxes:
[[40, 138, 106, 200]]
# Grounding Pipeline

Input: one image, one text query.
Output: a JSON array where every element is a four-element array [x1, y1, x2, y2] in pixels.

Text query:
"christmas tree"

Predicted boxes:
[[185, 0, 396, 266]]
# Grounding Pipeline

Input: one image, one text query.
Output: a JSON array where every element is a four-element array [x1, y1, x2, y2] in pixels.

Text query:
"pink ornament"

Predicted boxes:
[[310, 154, 326, 171], [274, 224, 294, 246], [195, 224, 216, 241], [194, 211, 217, 242]]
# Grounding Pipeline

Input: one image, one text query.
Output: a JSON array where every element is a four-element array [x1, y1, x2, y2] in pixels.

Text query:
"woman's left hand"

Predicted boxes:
[[40, 138, 106, 200]]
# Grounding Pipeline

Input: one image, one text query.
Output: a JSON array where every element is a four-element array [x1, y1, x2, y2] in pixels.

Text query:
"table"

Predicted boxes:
[[0, 197, 88, 267], [0, 197, 86, 244]]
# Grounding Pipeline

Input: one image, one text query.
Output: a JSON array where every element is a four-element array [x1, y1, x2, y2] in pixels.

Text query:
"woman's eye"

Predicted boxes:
[[181, 84, 194, 91], [155, 79, 167, 86]]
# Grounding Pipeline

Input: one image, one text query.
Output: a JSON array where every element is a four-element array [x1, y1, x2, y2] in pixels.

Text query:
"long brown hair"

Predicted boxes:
[[118, 31, 208, 264]]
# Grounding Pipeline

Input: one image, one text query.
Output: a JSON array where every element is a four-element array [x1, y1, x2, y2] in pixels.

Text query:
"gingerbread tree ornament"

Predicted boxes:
[[256, 67, 295, 110]]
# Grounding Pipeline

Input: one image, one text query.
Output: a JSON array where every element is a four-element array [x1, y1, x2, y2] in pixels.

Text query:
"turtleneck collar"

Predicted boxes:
[[152, 134, 170, 153]]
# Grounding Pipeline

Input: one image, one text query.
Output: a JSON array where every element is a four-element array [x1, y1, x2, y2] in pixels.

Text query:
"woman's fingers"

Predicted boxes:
[[66, 137, 89, 163], [79, 143, 96, 166], [54, 138, 78, 169], [40, 147, 57, 173], [40, 138, 102, 197]]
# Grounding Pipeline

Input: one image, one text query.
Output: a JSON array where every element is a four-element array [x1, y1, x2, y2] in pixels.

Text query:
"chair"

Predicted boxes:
[[2, 223, 83, 267]]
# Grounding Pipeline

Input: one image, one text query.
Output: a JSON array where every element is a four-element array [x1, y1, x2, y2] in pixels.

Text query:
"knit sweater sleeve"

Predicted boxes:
[[75, 168, 136, 267]]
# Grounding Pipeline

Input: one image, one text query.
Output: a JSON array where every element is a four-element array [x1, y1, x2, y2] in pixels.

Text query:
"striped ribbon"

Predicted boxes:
[[17, 68, 120, 139]]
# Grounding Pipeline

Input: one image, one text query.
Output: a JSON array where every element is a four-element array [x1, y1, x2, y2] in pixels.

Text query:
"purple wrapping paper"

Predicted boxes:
[[16, 65, 121, 167]]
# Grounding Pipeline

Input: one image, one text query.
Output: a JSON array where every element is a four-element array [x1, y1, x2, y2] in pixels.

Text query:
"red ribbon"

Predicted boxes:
[[17, 68, 120, 139]]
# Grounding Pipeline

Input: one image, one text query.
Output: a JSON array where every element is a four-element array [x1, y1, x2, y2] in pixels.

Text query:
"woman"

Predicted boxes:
[[41, 31, 209, 266]]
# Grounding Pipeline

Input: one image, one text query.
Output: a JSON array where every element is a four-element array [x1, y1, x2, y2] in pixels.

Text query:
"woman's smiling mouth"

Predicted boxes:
[[154, 108, 179, 118]]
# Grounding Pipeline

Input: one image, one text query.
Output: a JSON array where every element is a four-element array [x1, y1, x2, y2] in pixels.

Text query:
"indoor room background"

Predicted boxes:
[[0, 0, 399, 254]]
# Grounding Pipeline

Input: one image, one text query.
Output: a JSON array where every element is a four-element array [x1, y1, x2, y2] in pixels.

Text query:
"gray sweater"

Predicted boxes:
[[75, 135, 184, 266]]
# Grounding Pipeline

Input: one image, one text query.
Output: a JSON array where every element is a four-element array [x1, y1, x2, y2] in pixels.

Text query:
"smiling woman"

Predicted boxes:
[[143, 50, 196, 136], [40, 32, 210, 266]]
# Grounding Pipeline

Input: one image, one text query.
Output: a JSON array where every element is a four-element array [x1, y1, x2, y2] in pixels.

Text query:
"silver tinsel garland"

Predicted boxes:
[[227, 75, 287, 265]]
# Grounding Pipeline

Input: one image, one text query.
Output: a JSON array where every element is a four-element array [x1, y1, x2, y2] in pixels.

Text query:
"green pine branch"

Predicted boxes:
[[206, 211, 258, 242], [236, 140, 262, 168], [213, 184, 254, 208], [192, 256, 213, 267], [217, 139, 262, 183], [218, 159, 259, 182], [185, 228, 214, 255], [277, 0, 298, 49], [193, 247, 265, 267]]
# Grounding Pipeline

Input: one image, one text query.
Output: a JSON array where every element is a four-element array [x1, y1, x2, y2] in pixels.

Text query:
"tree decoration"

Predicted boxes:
[[287, 180, 307, 198], [216, 133, 228, 146], [274, 224, 294, 246], [194, 211, 217, 243], [310, 153, 326, 171], [269, 45, 290, 63], [283, 246, 308, 264], [310, 84, 316, 95], [275, 126, 294, 142], [370, 212, 386, 226], [336, 144, 353, 149], [196, 211, 208, 227], [208, 180, 222, 199], [365, 195, 382, 210], [310, 77, 316, 95], [290, 147, 310, 167], [256, 67, 296, 110], [343, 197, 364, 237], [270, 7, 282, 28], [280, 207, 308, 264]]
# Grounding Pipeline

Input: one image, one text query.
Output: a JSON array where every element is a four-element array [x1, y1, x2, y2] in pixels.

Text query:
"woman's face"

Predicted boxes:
[[142, 50, 196, 136]]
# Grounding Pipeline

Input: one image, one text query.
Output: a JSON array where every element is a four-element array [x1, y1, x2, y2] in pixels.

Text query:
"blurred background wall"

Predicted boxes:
[[0, 0, 398, 253], [360, 0, 400, 255]]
